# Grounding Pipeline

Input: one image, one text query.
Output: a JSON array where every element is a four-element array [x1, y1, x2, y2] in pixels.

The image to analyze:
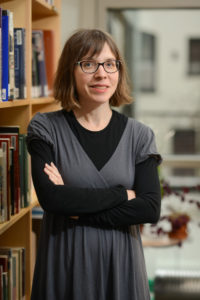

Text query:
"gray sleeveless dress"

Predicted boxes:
[[27, 109, 160, 300]]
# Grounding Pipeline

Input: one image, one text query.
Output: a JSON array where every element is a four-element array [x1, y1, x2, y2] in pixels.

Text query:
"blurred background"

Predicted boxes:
[[61, 1, 200, 299]]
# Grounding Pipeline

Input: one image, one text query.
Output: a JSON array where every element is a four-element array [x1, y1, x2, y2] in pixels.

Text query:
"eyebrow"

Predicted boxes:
[[81, 57, 116, 61]]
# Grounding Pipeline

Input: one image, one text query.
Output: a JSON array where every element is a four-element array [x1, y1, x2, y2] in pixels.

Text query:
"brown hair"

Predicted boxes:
[[53, 29, 133, 110]]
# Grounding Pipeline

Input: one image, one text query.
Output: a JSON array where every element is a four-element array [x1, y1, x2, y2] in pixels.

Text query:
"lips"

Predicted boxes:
[[91, 85, 109, 89]]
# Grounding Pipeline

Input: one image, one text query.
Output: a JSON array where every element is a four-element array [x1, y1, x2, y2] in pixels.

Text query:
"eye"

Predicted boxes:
[[105, 60, 115, 68], [82, 61, 96, 69]]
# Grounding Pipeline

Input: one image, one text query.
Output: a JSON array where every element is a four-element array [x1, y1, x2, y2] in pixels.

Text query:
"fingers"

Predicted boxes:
[[127, 190, 136, 200], [44, 162, 64, 185]]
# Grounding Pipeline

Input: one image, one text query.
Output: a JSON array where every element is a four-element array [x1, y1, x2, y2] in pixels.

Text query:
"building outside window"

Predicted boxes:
[[188, 38, 200, 75]]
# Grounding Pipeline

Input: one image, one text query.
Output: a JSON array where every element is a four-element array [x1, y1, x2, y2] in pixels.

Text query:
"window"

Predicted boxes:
[[188, 38, 200, 75], [139, 32, 156, 92], [173, 129, 196, 176]]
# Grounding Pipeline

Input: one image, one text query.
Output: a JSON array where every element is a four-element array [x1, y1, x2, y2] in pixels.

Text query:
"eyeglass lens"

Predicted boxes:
[[80, 60, 119, 73]]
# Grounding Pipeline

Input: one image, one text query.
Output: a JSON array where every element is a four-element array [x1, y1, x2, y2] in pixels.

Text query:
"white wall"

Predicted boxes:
[[61, 0, 97, 48], [61, 0, 81, 48]]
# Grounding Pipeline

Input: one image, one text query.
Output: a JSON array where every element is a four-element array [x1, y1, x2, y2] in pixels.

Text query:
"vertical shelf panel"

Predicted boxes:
[[0, 0, 61, 298]]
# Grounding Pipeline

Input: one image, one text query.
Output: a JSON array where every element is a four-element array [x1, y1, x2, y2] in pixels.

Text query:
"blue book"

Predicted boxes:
[[14, 28, 26, 99], [2, 11, 9, 102]]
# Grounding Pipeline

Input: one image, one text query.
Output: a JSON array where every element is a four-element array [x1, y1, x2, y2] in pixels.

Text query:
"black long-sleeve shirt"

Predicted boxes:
[[28, 110, 161, 226]]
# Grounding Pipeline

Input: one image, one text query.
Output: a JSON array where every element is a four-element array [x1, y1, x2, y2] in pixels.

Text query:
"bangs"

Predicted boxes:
[[76, 30, 117, 60]]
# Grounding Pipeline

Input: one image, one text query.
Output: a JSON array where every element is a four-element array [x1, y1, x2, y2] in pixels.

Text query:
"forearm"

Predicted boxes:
[[79, 157, 161, 227], [30, 140, 128, 215]]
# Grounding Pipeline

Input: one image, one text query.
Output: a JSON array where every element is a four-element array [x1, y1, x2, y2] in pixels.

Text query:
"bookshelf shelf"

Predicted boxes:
[[0, 99, 30, 108], [0, 199, 38, 236], [30, 96, 57, 105], [0, 0, 61, 298], [32, 0, 59, 20], [0, 0, 12, 3]]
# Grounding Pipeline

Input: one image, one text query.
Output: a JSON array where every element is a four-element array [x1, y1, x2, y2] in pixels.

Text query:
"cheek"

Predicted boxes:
[[111, 73, 119, 88]]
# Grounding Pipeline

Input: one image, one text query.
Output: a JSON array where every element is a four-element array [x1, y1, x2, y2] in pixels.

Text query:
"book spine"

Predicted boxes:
[[0, 142, 8, 222], [19, 136, 24, 208], [43, 30, 55, 96], [14, 29, 26, 100], [9, 148, 15, 215], [0, 8, 2, 102], [2, 12, 9, 102], [32, 30, 48, 97], [0, 149, 3, 223], [8, 11, 15, 101]]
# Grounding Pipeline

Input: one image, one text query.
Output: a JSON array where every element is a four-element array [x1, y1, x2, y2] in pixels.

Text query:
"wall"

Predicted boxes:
[[61, 0, 97, 48]]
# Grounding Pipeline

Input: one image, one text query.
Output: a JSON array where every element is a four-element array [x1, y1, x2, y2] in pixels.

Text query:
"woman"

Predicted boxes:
[[27, 29, 162, 300]]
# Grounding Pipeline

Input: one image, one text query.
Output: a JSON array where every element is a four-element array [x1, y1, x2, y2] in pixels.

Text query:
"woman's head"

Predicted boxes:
[[53, 29, 133, 110]]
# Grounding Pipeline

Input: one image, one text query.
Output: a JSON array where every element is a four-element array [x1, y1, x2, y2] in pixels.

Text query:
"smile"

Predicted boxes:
[[91, 85, 109, 91]]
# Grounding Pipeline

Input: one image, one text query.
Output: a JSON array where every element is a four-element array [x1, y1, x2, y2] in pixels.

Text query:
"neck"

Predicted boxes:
[[73, 103, 112, 131]]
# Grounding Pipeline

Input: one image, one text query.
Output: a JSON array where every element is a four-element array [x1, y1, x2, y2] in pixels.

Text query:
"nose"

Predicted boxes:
[[94, 64, 107, 77]]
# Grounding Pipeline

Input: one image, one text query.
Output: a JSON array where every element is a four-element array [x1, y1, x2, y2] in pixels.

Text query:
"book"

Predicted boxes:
[[32, 30, 48, 97], [2, 272, 8, 300], [19, 134, 29, 208], [0, 126, 20, 215], [2, 10, 9, 102], [0, 8, 2, 102], [0, 247, 25, 300], [8, 11, 15, 100], [0, 149, 3, 223], [0, 138, 10, 222], [32, 45, 40, 98], [12, 248, 25, 300], [0, 249, 13, 300], [14, 28, 26, 99], [0, 265, 3, 300], [43, 30, 56, 96], [9, 147, 15, 215]]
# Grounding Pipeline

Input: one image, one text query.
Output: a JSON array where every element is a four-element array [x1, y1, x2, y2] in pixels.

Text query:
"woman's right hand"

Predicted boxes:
[[126, 190, 136, 200]]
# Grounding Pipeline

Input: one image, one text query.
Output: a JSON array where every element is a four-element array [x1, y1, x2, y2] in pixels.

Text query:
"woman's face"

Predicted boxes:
[[74, 43, 119, 107]]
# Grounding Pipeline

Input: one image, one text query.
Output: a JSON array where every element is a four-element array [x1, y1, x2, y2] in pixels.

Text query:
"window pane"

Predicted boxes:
[[108, 9, 200, 187]]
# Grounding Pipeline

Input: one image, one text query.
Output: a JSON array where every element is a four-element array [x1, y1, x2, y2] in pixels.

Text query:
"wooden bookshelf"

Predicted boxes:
[[0, 0, 61, 298]]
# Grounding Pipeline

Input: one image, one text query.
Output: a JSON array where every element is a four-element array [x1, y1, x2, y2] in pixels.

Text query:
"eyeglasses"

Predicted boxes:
[[76, 60, 120, 74]]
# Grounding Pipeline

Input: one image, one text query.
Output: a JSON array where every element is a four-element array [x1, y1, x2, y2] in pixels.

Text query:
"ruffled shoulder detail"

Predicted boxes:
[[133, 120, 162, 165], [26, 113, 54, 152]]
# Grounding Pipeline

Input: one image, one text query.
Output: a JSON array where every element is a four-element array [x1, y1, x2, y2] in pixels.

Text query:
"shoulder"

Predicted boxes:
[[27, 110, 64, 147], [28, 109, 65, 130], [127, 117, 154, 139]]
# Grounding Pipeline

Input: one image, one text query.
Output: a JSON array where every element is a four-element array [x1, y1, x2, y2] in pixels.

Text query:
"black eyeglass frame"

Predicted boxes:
[[76, 60, 121, 74]]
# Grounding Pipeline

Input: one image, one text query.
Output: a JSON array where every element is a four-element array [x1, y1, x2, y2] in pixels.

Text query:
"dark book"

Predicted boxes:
[[8, 11, 15, 100], [0, 149, 3, 223], [0, 8, 2, 101], [9, 147, 15, 215], [0, 255, 9, 300], [32, 30, 48, 97], [43, 30, 56, 96], [14, 28, 26, 99], [2, 272, 8, 300], [0, 249, 13, 300], [0, 265, 3, 300], [0, 138, 10, 222], [19, 134, 29, 208], [32, 45, 40, 98], [0, 126, 20, 215], [2, 10, 9, 102]]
